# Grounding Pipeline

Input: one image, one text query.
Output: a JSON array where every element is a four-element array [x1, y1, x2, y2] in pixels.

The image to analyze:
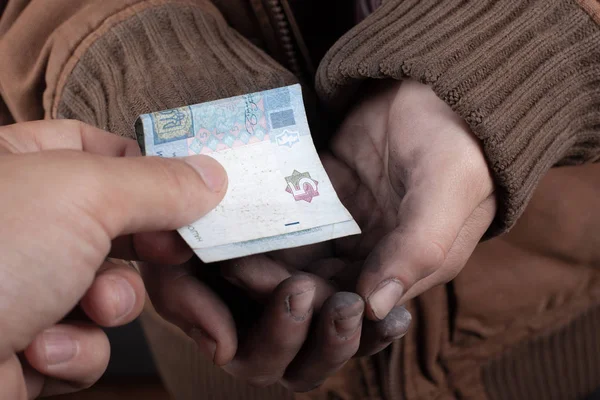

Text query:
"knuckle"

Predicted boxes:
[[411, 238, 447, 278]]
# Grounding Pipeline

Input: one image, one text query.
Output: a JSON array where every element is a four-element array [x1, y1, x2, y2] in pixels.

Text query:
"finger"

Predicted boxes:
[[79, 260, 145, 327], [356, 305, 411, 357], [402, 196, 496, 300], [23, 324, 110, 397], [357, 172, 495, 320], [220, 256, 292, 301], [353, 79, 497, 321], [110, 231, 194, 265], [304, 257, 350, 282], [140, 262, 237, 366], [0, 355, 26, 400], [220, 256, 335, 307], [282, 292, 364, 392], [16, 149, 227, 241], [224, 275, 316, 387], [77, 152, 228, 237], [270, 241, 334, 270], [0, 120, 140, 156]]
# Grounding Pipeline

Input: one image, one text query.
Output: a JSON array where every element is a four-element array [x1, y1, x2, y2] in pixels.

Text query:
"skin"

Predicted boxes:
[[143, 79, 498, 391], [0, 120, 227, 398], [277, 79, 498, 318]]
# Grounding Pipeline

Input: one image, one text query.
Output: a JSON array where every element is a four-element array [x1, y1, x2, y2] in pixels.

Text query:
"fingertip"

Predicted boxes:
[[286, 286, 316, 322], [364, 279, 404, 321], [183, 155, 228, 194], [188, 327, 218, 365], [105, 155, 229, 237], [80, 267, 144, 327], [323, 292, 364, 340], [355, 305, 412, 358], [375, 306, 412, 341], [148, 268, 238, 366], [219, 256, 292, 302], [281, 292, 363, 391], [24, 324, 110, 385], [324, 292, 364, 318]]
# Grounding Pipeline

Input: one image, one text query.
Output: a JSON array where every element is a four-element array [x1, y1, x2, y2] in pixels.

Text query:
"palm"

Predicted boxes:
[[274, 79, 496, 302]]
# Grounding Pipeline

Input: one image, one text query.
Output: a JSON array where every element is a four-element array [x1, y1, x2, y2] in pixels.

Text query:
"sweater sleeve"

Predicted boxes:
[[0, 0, 296, 138], [317, 0, 600, 235]]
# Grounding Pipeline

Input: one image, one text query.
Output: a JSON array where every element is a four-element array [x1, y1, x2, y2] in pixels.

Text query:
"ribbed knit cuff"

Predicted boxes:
[[55, 1, 297, 139], [317, 0, 600, 235]]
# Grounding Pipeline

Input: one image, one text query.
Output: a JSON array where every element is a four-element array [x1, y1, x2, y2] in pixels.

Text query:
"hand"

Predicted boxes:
[[0, 120, 227, 398], [139, 78, 493, 391], [142, 256, 411, 392], [278, 79, 497, 320]]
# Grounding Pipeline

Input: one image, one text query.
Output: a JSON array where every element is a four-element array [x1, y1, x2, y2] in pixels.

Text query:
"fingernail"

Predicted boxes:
[[368, 279, 404, 320], [43, 330, 78, 366], [380, 305, 412, 341], [184, 155, 227, 193], [189, 327, 216, 363], [334, 313, 363, 339], [287, 287, 315, 321], [111, 277, 136, 320]]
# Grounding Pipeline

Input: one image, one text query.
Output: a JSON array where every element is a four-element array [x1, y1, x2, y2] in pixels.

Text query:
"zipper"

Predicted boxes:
[[266, 0, 301, 77], [249, 0, 314, 82]]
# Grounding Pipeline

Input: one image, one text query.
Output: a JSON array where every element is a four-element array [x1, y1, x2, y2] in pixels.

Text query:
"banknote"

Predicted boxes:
[[136, 84, 360, 262]]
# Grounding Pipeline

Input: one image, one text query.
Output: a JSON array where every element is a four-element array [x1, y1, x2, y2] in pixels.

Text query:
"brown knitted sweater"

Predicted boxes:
[[0, 0, 598, 234], [0, 1, 599, 399]]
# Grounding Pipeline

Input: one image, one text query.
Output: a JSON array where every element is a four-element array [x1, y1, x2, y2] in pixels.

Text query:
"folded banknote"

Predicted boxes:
[[136, 84, 360, 262]]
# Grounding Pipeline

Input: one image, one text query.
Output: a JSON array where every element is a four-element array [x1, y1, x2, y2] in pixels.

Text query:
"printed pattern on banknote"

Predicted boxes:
[[136, 84, 360, 262]]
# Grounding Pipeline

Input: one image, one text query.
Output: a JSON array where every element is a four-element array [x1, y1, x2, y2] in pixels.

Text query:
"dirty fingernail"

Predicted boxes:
[[189, 327, 217, 363], [287, 287, 315, 321], [368, 279, 403, 320], [334, 312, 363, 339], [43, 330, 78, 366]]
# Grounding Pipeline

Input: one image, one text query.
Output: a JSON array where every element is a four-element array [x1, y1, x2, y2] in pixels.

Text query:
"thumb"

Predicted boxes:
[[72, 153, 228, 239], [0, 152, 227, 357], [356, 172, 492, 321]]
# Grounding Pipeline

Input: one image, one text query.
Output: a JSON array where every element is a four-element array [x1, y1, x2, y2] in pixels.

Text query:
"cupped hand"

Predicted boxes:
[[278, 78, 497, 320], [142, 255, 411, 392], [0, 120, 227, 398], [140, 78, 495, 392]]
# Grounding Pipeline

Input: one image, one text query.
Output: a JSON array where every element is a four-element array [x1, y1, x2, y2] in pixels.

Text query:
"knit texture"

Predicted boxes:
[[317, 0, 600, 235], [56, 1, 297, 139], [482, 303, 600, 400]]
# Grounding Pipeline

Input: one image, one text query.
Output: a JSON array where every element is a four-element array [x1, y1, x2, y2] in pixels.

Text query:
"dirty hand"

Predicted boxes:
[[274, 79, 497, 321]]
